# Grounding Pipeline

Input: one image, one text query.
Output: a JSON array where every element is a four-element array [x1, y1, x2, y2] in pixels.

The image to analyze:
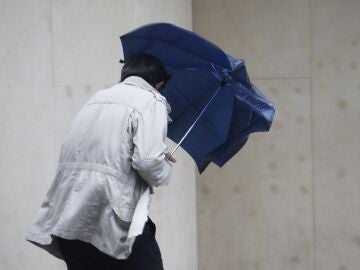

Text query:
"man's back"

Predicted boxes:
[[26, 76, 172, 260]]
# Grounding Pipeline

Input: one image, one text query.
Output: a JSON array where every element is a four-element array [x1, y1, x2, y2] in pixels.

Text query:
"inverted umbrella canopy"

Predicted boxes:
[[120, 23, 275, 173]]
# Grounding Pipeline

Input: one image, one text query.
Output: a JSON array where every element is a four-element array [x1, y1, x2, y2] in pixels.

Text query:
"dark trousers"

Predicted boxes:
[[57, 217, 164, 270]]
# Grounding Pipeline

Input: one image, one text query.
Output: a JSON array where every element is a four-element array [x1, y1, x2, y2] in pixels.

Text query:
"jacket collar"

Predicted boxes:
[[122, 75, 156, 92], [121, 76, 172, 121]]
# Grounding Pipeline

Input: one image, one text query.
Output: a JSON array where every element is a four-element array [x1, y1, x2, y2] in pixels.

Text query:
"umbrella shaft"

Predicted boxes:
[[170, 84, 223, 156], [170, 120, 197, 155]]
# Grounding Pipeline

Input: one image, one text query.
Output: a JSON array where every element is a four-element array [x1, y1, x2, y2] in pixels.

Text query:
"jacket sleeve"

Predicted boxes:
[[131, 99, 172, 187]]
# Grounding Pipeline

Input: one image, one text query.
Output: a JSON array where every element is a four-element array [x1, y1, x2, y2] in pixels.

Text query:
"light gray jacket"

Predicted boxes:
[[25, 76, 172, 259]]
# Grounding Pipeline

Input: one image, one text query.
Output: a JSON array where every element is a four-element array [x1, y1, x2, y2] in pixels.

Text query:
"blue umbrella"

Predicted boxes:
[[120, 23, 275, 173]]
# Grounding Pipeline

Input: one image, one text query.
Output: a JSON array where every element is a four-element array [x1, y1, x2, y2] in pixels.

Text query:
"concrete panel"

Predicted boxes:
[[315, 199, 360, 270], [52, 0, 134, 85], [313, 76, 360, 270], [197, 79, 313, 270], [312, 77, 360, 201], [193, 0, 310, 78], [1, 1, 196, 269], [0, 85, 62, 269], [135, 0, 192, 29], [311, 0, 360, 77], [0, 0, 52, 85]]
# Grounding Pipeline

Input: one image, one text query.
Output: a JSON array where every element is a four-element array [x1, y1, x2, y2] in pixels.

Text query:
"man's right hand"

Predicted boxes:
[[165, 153, 177, 163]]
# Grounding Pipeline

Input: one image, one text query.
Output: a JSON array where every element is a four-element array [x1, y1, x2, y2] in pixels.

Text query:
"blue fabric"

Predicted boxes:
[[120, 23, 275, 173]]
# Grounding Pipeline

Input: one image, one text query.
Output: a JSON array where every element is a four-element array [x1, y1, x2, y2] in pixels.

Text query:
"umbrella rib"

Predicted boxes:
[[170, 84, 223, 156]]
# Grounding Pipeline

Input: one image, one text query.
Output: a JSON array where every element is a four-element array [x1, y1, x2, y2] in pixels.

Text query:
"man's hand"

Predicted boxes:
[[165, 152, 177, 163]]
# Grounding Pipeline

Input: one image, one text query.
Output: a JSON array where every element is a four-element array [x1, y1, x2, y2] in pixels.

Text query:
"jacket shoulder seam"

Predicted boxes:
[[138, 97, 167, 116]]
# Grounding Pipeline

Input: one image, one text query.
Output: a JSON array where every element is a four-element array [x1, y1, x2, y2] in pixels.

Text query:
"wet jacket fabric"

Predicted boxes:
[[25, 76, 172, 259]]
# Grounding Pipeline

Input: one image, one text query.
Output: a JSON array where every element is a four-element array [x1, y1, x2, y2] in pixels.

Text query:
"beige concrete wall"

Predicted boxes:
[[194, 0, 360, 270], [0, 1, 196, 270]]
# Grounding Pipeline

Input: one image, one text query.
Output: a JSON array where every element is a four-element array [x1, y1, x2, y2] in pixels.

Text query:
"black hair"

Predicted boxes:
[[120, 53, 171, 88]]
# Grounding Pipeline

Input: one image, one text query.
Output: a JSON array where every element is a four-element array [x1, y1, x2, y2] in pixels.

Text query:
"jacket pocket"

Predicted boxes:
[[111, 205, 135, 228]]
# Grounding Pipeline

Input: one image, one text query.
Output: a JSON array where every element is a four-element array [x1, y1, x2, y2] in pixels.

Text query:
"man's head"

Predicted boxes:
[[120, 53, 171, 91]]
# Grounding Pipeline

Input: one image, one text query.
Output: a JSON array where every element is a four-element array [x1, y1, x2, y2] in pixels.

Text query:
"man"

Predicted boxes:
[[26, 53, 176, 270]]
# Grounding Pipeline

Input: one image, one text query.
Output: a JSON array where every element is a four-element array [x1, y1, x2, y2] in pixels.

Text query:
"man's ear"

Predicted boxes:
[[155, 81, 165, 91]]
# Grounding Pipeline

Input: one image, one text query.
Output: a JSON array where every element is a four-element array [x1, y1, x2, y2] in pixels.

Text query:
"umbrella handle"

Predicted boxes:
[[169, 84, 223, 156]]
